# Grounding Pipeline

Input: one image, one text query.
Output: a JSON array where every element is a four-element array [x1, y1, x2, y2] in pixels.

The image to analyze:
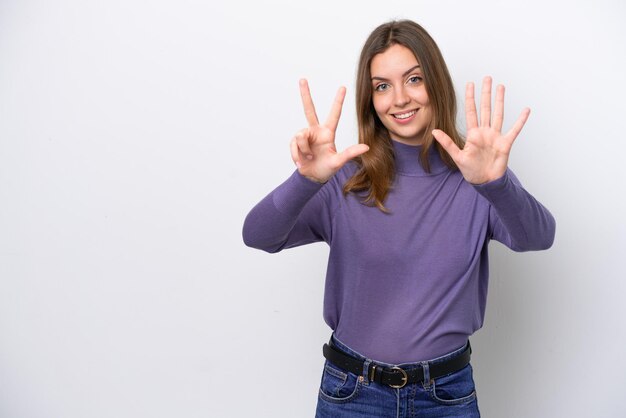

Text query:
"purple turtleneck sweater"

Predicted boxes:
[[243, 140, 555, 364]]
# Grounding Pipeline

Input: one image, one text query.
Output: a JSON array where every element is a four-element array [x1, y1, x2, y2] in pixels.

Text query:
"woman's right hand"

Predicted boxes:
[[290, 79, 369, 184]]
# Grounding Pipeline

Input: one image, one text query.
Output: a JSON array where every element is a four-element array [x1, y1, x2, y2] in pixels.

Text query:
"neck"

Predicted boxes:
[[391, 139, 448, 176]]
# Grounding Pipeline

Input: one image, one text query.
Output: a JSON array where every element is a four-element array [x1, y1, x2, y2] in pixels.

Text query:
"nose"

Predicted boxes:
[[394, 86, 410, 107]]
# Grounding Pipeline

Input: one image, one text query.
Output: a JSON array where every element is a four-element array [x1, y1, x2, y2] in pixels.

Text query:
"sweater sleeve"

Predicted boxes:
[[472, 168, 556, 252], [242, 170, 334, 253]]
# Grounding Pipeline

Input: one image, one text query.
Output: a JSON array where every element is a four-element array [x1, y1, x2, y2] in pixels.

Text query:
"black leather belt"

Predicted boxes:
[[322, 341, 471, 389]]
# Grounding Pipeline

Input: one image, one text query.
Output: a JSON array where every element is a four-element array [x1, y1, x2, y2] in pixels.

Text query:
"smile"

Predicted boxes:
[[392, 109, 418, 122], [393, 110, 416, 119]]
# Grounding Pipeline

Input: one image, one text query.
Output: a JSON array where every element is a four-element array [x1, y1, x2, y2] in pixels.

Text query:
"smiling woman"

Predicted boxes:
[[242, 19, 555, 418], [370, 45, 433, 145], [346, 21, 465, 211]]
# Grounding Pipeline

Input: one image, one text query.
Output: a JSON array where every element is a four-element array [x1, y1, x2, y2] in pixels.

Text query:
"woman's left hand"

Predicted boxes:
[[432, 76, 530, 185]]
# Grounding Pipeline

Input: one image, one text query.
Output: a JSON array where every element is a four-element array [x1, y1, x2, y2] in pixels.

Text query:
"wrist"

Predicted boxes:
[[297, 168, 332, 184], [296, 169, 329, 185], [304, 175, 329, 184]]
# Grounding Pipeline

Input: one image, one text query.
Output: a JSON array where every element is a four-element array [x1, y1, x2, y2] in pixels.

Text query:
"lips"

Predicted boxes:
[[393, 109, 417, 119], [391, 108, 418, 124]]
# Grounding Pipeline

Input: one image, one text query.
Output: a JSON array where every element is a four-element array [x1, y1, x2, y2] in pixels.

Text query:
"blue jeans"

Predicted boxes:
[[315, 335, 480, 418]]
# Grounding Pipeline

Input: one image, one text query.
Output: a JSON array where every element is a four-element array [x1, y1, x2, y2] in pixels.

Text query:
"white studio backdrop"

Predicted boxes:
[[1, 0, 624, 417]]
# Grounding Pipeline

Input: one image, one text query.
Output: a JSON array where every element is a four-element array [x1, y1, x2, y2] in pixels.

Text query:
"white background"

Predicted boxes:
[[1, 0, 625, 417]]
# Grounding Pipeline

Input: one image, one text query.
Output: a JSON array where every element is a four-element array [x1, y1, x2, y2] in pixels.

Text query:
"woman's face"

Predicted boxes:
[[370, 44, 432, 146]]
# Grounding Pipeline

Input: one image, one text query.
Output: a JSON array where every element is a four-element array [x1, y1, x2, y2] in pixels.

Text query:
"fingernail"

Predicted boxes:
[[306, 155, 313, 160]]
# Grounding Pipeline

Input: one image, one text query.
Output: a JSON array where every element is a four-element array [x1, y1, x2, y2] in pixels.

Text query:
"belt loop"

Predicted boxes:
[[421, 361, 431, 388], [362, 359, 372, 385]]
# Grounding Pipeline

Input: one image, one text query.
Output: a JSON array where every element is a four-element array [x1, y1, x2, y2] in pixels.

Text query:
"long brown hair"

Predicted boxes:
[[344, 20, 464, 211]]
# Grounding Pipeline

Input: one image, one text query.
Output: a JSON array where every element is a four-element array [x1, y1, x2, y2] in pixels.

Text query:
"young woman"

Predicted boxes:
[[243, 20, 555, 417]]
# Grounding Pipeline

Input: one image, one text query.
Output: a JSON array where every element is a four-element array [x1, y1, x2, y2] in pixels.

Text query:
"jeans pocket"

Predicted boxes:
[[429, 364, 477, 406], [318, 361, 362, 404]]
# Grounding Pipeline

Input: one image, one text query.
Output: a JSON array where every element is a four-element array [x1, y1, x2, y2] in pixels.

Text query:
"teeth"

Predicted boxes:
[[394, 110, 416, 119]]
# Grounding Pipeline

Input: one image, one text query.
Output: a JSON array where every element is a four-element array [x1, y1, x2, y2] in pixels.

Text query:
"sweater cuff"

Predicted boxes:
[[272, 170, 325, 217], [472, 170, 520, 213]]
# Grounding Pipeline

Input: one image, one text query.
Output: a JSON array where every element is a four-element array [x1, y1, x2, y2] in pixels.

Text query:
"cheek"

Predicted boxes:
[[422, 108, 433, 126], [414, 86, 430, 104], [372, 96, 389, 118]]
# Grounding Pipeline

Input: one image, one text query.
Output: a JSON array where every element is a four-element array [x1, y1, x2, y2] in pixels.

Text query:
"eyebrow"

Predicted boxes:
[[371, 65, 421, 82]]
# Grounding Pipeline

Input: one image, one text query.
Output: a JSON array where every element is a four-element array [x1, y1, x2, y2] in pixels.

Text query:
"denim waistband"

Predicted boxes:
[[330, 333, 469, 370]]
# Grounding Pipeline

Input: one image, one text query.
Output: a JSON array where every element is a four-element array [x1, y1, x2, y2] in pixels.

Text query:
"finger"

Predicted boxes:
[[333, 144, 370, 168], [479, 76, 492, 127], [324, 86, 346, 133], [290, 138, 302, 168], [504, 107, 531, 145], [299, 79, 319, 127], [465, 82, 478, 130], [295, 129, 314, 160], [492, 84, 505, 132], [432, 129, 461, 162]]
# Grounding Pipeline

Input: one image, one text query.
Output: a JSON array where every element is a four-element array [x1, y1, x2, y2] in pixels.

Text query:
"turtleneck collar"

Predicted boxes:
[[391, 139, 449, 177]]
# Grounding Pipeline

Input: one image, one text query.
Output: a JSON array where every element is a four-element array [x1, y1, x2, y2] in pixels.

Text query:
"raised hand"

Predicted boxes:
[[290, 79, 369, 184], [432, 76, 530, 185]]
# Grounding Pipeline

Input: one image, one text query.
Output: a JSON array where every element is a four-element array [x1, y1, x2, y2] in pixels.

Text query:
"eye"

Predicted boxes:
[[374, 83, 390, 92], [407, 75, 423, 84]]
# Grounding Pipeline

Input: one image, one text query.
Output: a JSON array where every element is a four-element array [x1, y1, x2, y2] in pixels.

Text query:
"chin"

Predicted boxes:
[[393, 130, 426, 143]]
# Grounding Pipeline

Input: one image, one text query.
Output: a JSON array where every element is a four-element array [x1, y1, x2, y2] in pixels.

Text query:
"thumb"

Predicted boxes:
[[335, 144, 370, 167], [432, 129, 461, 161]]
